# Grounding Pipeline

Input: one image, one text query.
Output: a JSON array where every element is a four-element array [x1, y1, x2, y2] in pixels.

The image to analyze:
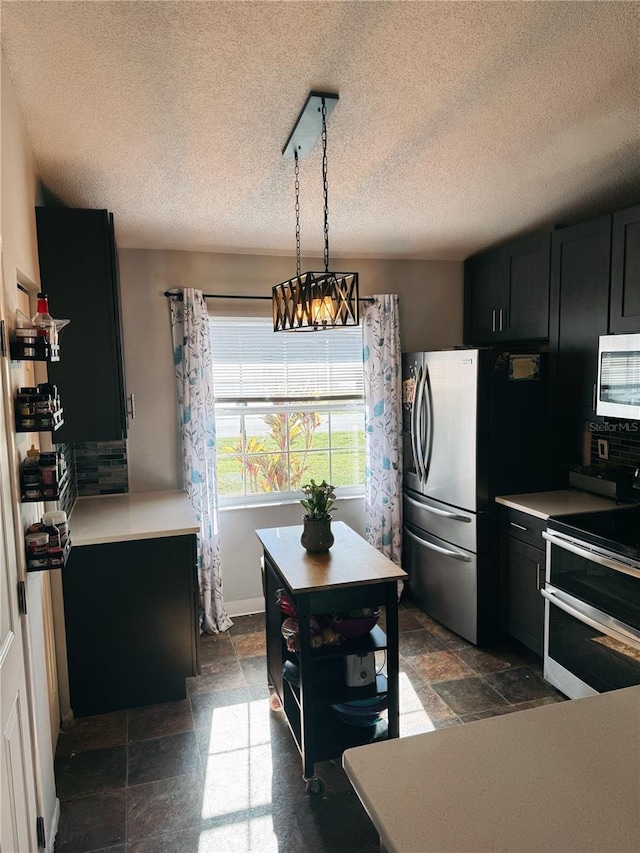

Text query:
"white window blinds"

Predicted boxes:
[[209, 316, 364, 401]]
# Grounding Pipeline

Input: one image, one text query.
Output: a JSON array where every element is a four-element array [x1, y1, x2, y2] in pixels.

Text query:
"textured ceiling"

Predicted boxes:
[[1, 1, 639, 260]]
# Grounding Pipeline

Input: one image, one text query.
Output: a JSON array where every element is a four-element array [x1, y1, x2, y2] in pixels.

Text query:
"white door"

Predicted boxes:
[[0, 322, 38, 851]]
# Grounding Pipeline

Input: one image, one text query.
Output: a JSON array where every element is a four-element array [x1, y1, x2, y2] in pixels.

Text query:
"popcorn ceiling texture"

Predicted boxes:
[[1, 1, 638, 260]]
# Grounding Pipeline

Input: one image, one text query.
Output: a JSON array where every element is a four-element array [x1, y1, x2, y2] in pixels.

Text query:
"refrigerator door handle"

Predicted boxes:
[[404, 526, 473, 562], [413, 364, 427, 482], [409, 368, 422, 481], [422, 363, 434, 482], [404, 493, 472, 523]]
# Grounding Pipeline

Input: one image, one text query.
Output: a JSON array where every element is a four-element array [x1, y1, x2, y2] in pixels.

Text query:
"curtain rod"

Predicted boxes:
[[163, 290, 374, 303]]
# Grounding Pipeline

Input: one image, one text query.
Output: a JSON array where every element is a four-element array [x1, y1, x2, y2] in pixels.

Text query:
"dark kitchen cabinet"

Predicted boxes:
[[35, 207, 128, 442], [499, 508, 546, 657], [464, 233, 550, 344], [609, 204, 640, 333], [464, 248, 503, 343], [63, 534, 198, 717], [549, 215, 611, 419]]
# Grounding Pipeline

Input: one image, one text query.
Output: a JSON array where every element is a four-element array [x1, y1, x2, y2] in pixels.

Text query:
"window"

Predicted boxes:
[[210, 316, 365, 506]]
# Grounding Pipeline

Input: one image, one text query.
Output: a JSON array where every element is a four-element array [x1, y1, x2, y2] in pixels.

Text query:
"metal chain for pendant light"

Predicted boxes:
[[294, 150, 301, 277], [321, 98, 329, 274]]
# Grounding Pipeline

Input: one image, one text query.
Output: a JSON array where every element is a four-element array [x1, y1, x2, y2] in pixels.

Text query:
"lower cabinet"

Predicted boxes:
[[63, 534, 199, 717], [500, 508, 546, 657]]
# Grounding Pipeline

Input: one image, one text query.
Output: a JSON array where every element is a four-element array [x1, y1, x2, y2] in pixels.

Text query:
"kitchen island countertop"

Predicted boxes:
[[495, 488, 630, 519], [69, 490, 198, 546], [344, 685, 640, 853]]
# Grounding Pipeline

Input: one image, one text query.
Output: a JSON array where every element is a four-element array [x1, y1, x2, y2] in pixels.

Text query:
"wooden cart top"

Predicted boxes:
[[255, 522, 407, 594]]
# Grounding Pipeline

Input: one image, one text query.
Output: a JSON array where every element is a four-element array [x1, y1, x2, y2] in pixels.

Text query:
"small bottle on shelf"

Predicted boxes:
[[31, 293, 57, 349]]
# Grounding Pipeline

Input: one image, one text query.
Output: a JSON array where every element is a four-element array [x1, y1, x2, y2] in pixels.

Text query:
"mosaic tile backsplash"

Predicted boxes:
[[74, 440, 128, 497], [54, 441, 77, 516], [590, 423, 640, 468]]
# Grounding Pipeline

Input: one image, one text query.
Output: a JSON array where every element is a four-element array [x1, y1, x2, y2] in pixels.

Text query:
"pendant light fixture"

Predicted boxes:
[[273, 91, 359, 332]]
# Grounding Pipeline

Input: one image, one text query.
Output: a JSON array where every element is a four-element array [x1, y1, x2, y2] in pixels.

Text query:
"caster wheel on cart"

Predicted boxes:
[[269, 692, 282, 711], [305, 776, 324, 796]]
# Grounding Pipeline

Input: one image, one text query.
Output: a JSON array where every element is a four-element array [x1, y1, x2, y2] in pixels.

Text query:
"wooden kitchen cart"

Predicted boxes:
[[256, 522, 407, 794]]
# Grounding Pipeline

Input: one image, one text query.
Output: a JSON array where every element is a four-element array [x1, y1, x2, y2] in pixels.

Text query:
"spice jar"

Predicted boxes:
[[21, 445, 41, 499], [14, 328, 38, 359], [16, 387, 37, 417], [41, 512, 61, 551], [25, 532, 49, 569], [42, 510, 68, 547], [39, 452, 58, 496]]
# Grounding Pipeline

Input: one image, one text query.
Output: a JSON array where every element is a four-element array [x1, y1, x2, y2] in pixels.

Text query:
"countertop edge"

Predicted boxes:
[[72, 527, 199, 548], [495, 496, 549, 519]]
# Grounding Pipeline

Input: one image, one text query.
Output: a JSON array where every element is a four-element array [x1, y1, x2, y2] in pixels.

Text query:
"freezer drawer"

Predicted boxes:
[[403, 521, 478, 644], [403, 489, 476, 553]]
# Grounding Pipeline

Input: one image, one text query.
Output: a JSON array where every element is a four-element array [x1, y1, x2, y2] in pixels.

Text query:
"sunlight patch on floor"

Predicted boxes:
[[197, 812, 279, 853], [397, 671, 437, 736], [201, 697, 274, 821]]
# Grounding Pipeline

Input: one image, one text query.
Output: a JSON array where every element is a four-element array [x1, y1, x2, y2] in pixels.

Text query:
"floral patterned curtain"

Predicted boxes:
[[170, 288, 232, 634], [362, 294, 403, 573]]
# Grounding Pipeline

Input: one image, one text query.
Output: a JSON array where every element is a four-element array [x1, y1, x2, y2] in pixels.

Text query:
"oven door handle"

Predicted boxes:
[[542, 530, 640, 580], [541, 586, 640, 651]]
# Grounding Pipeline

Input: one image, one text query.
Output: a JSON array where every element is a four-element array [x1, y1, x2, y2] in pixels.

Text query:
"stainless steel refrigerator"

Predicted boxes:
[[402, 348, 560, 645]]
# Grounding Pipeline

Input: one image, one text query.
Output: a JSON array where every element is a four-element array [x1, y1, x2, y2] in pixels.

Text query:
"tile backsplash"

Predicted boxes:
[[74, 440, 128, 496], [54, 441, 77, 516], [590, 425, 640, 469]]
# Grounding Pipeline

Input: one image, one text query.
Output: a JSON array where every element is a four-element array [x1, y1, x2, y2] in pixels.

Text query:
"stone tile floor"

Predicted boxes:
[[53, 601, 565, 852]]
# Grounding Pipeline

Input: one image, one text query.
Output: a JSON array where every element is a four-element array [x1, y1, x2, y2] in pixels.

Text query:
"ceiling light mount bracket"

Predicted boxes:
[[281, 91, 339, 159]]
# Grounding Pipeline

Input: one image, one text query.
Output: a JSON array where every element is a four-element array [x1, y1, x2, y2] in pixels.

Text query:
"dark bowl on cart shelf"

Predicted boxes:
[[329, 608, 381, 640]]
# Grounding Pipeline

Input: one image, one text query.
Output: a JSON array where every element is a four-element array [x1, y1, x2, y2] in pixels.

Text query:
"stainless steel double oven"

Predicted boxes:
[[542, 507, 640, 699]]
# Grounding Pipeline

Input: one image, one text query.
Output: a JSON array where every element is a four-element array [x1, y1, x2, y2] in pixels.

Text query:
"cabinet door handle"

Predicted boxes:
[[499, 308, 503, 332], [127, 393, 136, 420], [536, 562, 544, 591], [492, 309, 496, 332], [510, 522, 528, 531]]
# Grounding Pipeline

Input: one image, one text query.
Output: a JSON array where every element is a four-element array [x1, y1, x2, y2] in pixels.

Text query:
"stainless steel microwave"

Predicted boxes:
[[596, 333, 640, 419]]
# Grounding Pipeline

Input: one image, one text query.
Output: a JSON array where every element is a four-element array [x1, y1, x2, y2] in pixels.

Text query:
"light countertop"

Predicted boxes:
[[495, 489, 631, 520], [255, 522, 406, 594], [343, 685, 640, 853], [69, 490, 198, 546]]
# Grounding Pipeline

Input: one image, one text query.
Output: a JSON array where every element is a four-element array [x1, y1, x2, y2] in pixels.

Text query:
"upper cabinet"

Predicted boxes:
[[609, 204, 640, 333], [35, 207, 128, 442], [464, 233, 550, 345], [548, 214, 611, 420]]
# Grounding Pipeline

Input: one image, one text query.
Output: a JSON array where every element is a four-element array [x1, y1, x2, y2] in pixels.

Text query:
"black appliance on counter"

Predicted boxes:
[[543, 505, 640, 699], [402, 348, 562, 645]]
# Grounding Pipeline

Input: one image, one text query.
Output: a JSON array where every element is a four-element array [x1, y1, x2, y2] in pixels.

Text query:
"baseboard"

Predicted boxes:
[[47, 798, 60, 851], [227, 597, 265, 618]]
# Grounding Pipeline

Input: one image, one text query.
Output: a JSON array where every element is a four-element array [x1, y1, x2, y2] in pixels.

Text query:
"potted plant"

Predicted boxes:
[[300, 479, 336, 553]]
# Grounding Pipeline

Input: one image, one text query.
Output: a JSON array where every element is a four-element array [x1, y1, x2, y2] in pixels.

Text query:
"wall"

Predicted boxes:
[[1, 53, 59, 845], [118, 248, 463, 610]]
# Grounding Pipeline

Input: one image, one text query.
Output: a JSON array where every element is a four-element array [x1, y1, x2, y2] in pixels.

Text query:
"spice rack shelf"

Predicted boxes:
[[9, 341, 60, 362], [26, 537, 72, 573], [15, 409, 64, 434], [20, 467, 69, 504]]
